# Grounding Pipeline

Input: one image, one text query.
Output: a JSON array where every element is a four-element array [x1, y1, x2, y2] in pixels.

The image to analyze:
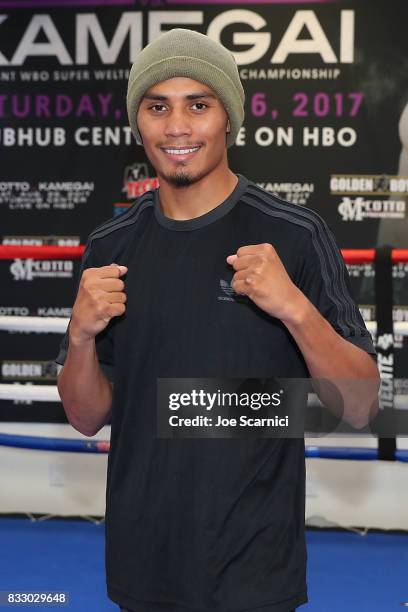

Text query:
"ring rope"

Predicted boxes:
[[0, 432, 406, 461], [1, 317, 408, 336], [1, 384, 407, 410], [1, 245, 408, 263]]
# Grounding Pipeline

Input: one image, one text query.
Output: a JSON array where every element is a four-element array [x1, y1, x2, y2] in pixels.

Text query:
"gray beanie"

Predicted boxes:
[[126, 28, 245, 148]]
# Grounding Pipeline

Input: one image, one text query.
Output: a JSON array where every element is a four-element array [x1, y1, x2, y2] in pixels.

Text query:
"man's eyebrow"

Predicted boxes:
[[141, 92, 217, 101]]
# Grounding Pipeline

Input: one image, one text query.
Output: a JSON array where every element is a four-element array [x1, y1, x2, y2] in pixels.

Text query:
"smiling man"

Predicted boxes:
[[56, 28, 379, 612]]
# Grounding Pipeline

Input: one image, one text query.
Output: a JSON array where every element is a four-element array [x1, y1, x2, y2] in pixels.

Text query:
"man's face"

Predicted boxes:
[[136, 77, 230, 187]]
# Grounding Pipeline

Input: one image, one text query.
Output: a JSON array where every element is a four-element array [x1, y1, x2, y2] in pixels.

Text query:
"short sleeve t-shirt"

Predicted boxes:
[[56, 173, 376, 612]]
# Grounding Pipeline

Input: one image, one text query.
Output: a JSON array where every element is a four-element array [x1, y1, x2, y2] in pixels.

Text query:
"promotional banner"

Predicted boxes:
[[1, 0, 407, 420]]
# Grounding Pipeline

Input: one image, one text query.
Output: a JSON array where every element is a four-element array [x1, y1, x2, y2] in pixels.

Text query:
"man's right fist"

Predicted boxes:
[[69, 263, 128, 344]]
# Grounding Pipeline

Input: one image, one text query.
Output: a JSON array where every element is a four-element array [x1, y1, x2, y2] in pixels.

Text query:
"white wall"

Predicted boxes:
[[305, 435, 408, 530], [0, 423, 407, 529], [0, 422, 109, 517]]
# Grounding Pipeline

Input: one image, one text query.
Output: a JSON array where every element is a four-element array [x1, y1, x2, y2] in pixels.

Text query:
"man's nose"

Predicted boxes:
[[164, 108, 192, 138]]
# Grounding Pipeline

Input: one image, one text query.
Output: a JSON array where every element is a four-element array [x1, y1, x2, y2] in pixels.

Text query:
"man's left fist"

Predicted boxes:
[[226, 243, 305, 322]]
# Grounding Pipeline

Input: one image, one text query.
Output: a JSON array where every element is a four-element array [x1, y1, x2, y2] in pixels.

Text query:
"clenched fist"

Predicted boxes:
[[226, 243, 304, 323], [69, 263, 128, 344]]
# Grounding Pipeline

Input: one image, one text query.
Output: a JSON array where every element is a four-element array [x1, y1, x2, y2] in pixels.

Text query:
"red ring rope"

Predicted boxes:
[[0, 245, 408, 263]]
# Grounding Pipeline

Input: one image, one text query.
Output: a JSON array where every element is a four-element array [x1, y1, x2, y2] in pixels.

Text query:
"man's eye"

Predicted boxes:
[[148, 103, 208, 112], [149, 104, 166, 112]]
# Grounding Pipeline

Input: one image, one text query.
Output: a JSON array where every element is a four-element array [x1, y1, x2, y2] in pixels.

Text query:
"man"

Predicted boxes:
[[56, 29, 380, 612]]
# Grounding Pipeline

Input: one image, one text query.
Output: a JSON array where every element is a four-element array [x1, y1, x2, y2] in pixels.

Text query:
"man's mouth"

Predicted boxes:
[[160, 145, 202, 159]]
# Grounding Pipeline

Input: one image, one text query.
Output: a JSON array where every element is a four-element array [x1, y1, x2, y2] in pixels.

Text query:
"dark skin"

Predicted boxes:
[[135, 76, 238, 220], [58, 263, 127, 435]]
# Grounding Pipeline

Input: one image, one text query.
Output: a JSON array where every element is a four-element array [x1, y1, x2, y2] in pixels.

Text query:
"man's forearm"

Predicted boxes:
[[57, 333, 113, 436], [281, 292, 380, 428]]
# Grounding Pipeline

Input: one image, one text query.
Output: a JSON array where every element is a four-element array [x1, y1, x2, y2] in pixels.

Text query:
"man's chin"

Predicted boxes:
[[164, 169, 198, 188]]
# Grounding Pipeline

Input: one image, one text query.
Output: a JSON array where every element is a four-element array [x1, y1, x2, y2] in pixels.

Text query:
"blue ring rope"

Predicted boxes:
[[0, 433, 108, 453], [0, 433, 407, 461]]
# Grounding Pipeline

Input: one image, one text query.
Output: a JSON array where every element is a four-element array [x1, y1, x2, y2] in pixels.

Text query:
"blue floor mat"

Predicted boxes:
[[0, 518, 407, 611]]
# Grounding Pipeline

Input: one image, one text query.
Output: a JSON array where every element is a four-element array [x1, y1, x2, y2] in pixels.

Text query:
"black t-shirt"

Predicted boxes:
[[56, 173, 376, 612]]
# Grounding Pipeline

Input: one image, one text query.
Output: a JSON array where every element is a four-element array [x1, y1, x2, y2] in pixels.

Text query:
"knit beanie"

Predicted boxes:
[[126, 28, 245, 148]]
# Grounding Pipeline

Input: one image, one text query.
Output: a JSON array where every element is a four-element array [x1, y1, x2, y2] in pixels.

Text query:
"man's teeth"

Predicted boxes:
[[164, 147, 200, 155]]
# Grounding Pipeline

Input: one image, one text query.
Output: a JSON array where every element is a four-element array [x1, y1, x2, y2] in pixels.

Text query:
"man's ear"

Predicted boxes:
[[226, 120, 230, 133]]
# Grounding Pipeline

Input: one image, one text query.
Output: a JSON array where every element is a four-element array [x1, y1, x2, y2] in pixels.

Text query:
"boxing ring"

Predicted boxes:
[[0, 245, 408, 454], [1, 244, 408, 612], [0, 244, 407, 524]]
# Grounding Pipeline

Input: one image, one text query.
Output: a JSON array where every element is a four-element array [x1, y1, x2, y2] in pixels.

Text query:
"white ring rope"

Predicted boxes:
[[0, 384, 60, 402], [0, 383, 61, 402], [0, 383, 407, 410], [0, 316, 68, 333], [1, 317, 408, 336], [0, 317, 407, 407]]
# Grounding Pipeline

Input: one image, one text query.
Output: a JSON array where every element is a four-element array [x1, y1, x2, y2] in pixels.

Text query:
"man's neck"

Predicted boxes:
[[157, 167, 239, 221]]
